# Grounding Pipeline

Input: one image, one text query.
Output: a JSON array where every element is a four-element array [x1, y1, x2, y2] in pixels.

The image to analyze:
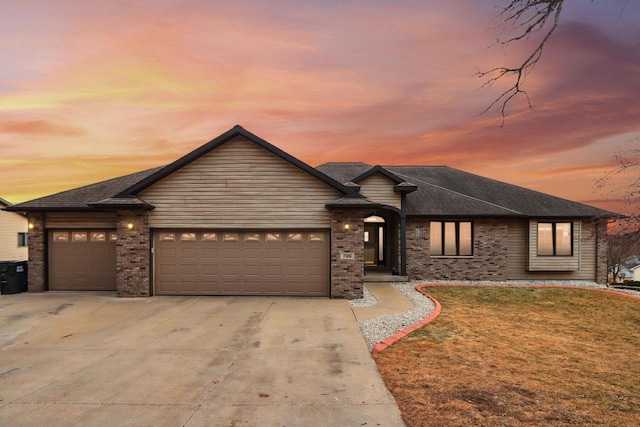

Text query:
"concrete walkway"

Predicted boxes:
[[351, 282, 414, 321], [0, 292, 405, 427]]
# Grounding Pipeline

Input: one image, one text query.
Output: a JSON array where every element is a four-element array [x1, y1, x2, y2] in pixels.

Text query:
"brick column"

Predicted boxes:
[[116, 210, 151, 297], [26, 212, 46, 292], [330, 210, 365, 299], [595, 219, 608, 285]]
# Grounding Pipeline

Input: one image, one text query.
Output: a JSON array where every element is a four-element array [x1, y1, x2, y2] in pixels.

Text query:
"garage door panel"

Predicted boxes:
[[48, 230, 117, 291], [154, 230, 328, 296]]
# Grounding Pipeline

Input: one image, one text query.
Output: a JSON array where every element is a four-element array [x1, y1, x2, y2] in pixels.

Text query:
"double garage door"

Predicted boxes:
[[48, 229, 329, 296], [154, 230, 329, 296]]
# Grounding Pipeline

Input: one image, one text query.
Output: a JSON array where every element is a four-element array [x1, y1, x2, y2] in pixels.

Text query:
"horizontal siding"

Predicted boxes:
[[45, 212, 117, 229], [140, 137, 342, 228], [359, 174, 401, 208], [507, 219, 596, 281], [0, 210, 28, 260]]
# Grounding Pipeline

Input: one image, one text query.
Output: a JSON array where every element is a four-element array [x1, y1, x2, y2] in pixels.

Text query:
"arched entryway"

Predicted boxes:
[[363, 208, 403, 276]]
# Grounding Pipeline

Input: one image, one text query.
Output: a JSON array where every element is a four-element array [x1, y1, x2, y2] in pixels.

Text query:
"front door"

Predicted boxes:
[[364, 223, 385, 267]]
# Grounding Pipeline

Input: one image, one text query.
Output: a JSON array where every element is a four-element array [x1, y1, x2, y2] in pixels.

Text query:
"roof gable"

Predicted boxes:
[[120, 125, 352, 197]]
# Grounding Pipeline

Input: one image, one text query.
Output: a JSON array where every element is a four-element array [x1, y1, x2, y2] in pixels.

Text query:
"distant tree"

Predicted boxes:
[[607, 230, 640, 283], [597, 145, 640, 228], [596, 145, 640, 283]]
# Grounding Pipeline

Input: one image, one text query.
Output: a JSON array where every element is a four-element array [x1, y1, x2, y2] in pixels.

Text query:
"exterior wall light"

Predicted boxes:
[[344, 223, 350, 231], [28, 222, 35, 230], [127, 222, 135, 230]]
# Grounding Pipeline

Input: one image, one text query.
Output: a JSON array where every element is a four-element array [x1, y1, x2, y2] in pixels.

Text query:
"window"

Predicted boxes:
[[202, 233, 217, 241], [309, 233, 325, 242], [18, 232, 28, 247], [159, 232, 175, 242], [266, 233, 281, 242], [223, 233, 239, 242], [109, 232, 118, 241], [244, 233, 260, 242], [72, 232, 87, 242], [537, 222, 572, 256], [430, 221, 473, 256], [180, 232, 196, 241], [287, 233, 303, 242], [91, 232, 106, 242], [53, 232, 69, 242]]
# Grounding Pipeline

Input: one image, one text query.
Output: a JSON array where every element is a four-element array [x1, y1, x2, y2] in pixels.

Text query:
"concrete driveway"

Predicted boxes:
[[0, 292, 404, 426]]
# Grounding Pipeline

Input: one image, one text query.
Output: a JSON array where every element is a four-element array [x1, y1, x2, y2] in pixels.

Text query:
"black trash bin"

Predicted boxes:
[[0, 261, 28, 294]]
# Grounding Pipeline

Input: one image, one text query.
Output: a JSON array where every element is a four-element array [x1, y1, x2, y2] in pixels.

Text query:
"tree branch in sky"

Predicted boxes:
[[478, 0, 564, 124]]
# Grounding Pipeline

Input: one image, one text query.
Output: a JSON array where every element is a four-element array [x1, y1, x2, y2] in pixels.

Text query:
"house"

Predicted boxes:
[[5, 126, 615, 299], [0, 197, 28, 261], [624, 256, 640, 281]]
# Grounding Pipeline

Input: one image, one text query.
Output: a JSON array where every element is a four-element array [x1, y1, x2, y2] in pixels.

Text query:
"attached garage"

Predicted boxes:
[[154, 230, 330, 296], [48, 230, 117, 291]]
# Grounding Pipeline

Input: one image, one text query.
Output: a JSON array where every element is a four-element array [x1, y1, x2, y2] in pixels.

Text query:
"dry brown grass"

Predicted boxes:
[[374, 286, 640, 426]]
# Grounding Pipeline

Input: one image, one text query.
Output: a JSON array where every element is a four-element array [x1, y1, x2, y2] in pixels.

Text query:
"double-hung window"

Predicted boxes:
[[430, 221, 473, 256], [537, 222, 572, 256], [17, 232, 28, 247]]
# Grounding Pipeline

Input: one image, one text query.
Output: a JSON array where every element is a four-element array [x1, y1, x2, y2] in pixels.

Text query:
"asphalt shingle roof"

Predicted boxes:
[[8, 138, 615, 219], [8, 167, 162, 211], [319, 163, 614, 218]]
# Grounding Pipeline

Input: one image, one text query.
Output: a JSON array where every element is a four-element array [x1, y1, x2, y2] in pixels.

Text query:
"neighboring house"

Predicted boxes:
[[5, 126, 615, 298], [625, 256, 640, 281], [0, 197, 28, 261]]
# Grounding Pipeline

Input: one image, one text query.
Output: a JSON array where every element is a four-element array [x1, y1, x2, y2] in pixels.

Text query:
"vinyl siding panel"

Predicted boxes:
[[359, 174, 401, 208], [0, 209, 28, 260], [140, 137, 341, 228], [506, 219, 596, 281], [45, 212, 117, 229]]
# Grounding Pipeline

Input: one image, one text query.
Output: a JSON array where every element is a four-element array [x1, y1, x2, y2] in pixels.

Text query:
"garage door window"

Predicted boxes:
[[202, 232, 217, 241], [287, 233, 303, 242], [109, 232, 118, 241], [181, 232, 196, 241], [53, 232, 69, 242], [159, 232, 175, 241], [72, 232, 88, 242], [91, 232, 106, 242], [223, 233, 239, 242], [244, 233, 260, 242], [309, 233, 325, 242], [266, 232, 281, 242]]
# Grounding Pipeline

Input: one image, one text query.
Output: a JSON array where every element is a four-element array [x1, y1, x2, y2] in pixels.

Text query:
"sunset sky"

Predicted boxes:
[[1, 0, 638, 215]]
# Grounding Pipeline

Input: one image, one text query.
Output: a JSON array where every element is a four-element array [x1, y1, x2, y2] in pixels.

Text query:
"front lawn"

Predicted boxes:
[[374, 286, 640, 426]]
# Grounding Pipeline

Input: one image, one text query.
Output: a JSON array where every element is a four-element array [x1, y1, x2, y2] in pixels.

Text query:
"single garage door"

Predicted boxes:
[[48, 230, 117, 291], [154, 230, 329, 296]]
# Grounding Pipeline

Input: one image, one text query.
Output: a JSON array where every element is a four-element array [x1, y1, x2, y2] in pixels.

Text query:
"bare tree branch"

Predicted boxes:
[[479, 0, 564, 124], [596, 140, 640, 232]]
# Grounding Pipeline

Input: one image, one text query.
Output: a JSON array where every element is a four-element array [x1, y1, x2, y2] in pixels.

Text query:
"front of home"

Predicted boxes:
[[6, 126, 613, 299]]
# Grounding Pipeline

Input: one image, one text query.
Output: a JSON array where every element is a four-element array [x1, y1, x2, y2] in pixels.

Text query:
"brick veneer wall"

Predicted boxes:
[[330, 210, 366, 299], [26, 213, 46, 292], [116, 210, 150, 297], [406, 218, 508, 281]]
